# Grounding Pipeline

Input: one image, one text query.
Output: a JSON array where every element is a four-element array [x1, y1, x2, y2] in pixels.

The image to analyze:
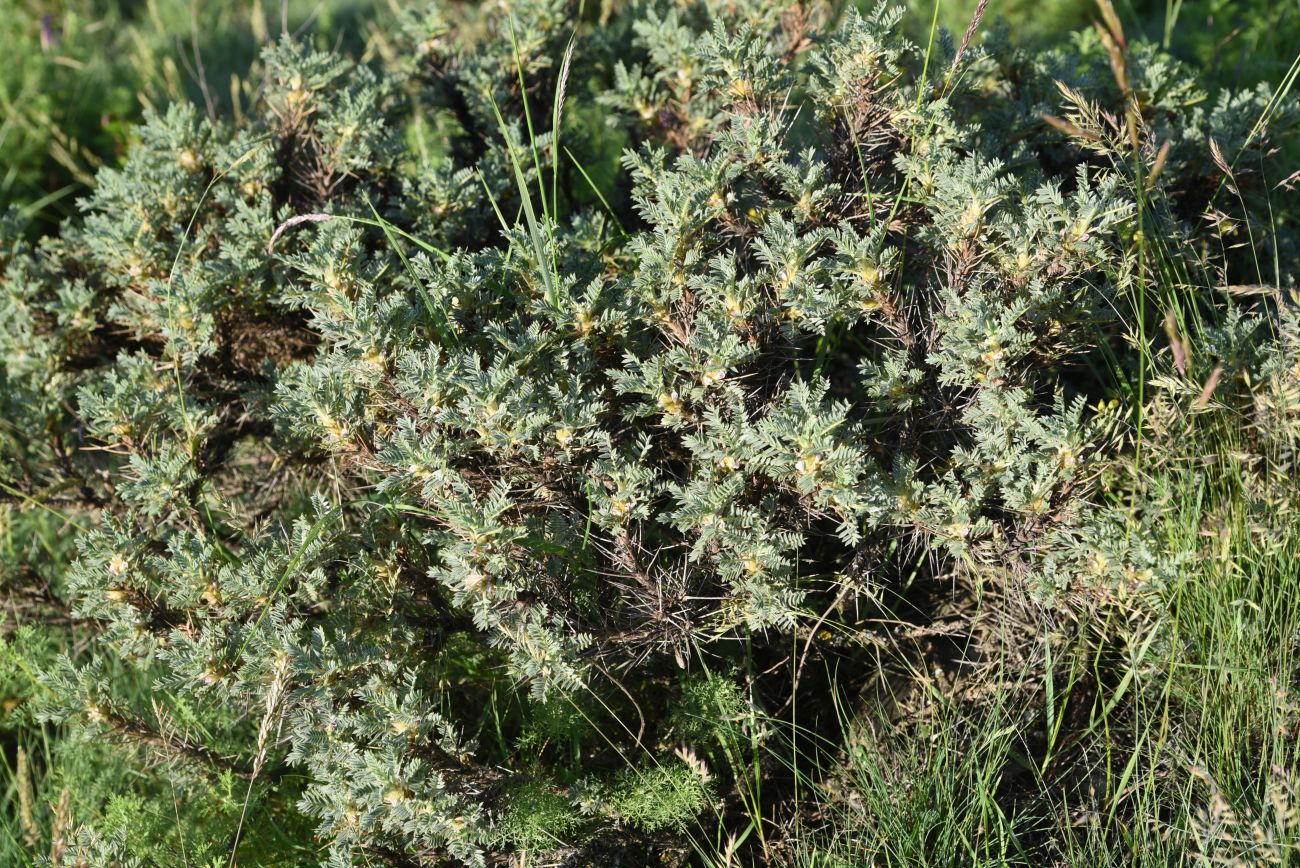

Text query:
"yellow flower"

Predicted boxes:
[[794, 453, 822, 477], [316, 410, 347, 441], [462, 570, 492, 593], [657, 391, 683, 416]]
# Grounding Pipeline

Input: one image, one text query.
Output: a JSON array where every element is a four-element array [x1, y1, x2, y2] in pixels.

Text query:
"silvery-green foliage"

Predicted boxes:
[[1, 0, 1295, 862]]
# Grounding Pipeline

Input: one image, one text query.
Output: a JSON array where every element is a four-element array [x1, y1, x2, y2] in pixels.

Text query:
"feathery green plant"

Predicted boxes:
[[1, 0, 1297, 863]]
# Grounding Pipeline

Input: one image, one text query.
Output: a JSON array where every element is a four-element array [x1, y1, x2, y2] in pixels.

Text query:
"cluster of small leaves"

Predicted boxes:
[[2, 0, 1295, 863]]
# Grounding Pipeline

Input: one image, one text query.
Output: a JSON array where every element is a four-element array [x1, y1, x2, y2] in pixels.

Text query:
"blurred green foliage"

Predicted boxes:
[[902, 0, 1300, 82], [0, 0, 380, 229], [4, 0, 1297, 228]]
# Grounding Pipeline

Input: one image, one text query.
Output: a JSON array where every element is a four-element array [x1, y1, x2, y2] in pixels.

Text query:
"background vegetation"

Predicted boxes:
[[6, 0, 1296, 223], [1, 0, 1298, 865]]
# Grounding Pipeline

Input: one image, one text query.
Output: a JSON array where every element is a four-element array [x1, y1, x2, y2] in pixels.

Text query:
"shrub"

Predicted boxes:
[[1, 0, 1295, 863]]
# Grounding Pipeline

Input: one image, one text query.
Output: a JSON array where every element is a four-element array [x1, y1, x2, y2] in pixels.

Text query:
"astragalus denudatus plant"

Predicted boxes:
[[1, 0, 1294, 863]]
